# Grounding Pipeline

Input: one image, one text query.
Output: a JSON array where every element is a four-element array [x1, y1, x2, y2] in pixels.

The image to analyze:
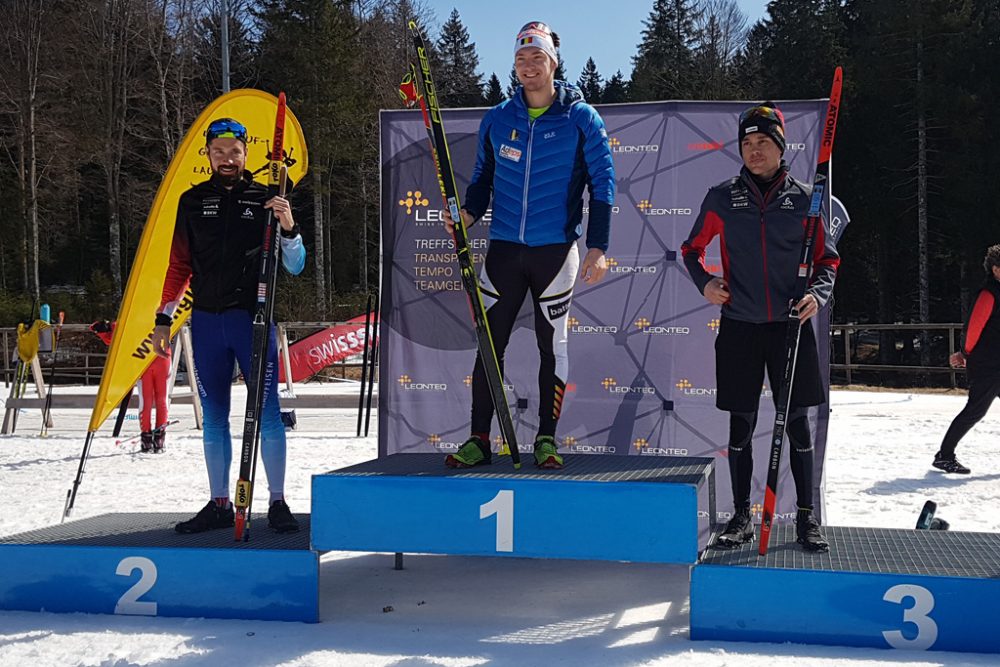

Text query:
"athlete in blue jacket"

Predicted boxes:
[[445, 21, 615, 469]]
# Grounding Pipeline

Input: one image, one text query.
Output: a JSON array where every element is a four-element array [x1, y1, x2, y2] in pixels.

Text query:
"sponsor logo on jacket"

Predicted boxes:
[[499, 144, 523, 162]]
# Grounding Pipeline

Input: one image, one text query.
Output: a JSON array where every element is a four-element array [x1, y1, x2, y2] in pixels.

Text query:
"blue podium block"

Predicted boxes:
[[692, 525, 1000, 654], [0, 513, 318, 622], [312, 453, 715, 563]]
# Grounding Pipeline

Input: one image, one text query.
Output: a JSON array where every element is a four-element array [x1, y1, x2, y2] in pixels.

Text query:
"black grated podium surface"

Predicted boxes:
[[0, 512, 311, 550], [700, 524, 1000, 579], [327, 452, 714, 485]]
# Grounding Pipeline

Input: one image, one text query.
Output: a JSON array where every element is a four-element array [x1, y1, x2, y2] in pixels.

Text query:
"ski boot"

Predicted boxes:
[[796, 508, 830, 553], [175, 501, 235, 534], [139, 431, 154, 453], [152, 425, 166, 453], [445, 435, 491, 468], [533, 435, 563, 469], [712, 506, 754, 549], [932, 452, 970, 474], [267, 499, 300, 533]]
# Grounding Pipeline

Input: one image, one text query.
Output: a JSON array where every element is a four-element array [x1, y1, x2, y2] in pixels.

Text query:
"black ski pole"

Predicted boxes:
[[112, 387, 134, 438], [357, 293, 373, 437], [63, 431, 95, 520], [40, 311, 65, 437], [364, 289, 379, 437]]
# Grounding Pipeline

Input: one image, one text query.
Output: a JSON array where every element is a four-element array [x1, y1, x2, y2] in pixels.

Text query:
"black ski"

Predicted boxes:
[[40, 311, 65, 437], [759, 67, 843, 556], [234, 93, 288, 541], [401, 21, 520, 468]]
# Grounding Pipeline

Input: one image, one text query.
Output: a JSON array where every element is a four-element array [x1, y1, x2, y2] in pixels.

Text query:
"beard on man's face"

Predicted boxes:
[[212, 162, 243, 187]]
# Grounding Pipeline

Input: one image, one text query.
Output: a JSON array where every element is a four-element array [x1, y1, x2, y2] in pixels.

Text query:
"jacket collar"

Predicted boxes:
[[511, 80, 583, 119]]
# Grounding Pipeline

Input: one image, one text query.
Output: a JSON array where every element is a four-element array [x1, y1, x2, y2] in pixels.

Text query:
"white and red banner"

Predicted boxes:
[[279, 316, 379, 383]]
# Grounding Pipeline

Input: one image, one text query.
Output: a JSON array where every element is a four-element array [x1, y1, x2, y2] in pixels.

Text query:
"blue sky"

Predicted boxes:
[[421, 1, 770, 84]]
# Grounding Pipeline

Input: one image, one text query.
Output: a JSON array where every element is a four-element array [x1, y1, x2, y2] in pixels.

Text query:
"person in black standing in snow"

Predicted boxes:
[[681, 103, 839, 552], [932, 244, 1000, 475]]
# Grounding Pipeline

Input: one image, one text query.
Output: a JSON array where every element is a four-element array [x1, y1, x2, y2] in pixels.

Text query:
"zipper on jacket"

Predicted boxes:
[[518, 120, 536, 243], [747, 172, 785, 322]]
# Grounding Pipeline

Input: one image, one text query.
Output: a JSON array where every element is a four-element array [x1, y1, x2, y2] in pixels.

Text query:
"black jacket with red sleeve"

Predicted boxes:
[[681, 164, 840, 324]]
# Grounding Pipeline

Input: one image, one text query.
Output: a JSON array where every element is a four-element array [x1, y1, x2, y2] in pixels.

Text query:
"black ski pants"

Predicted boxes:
[[470, 240, 578, 438], [939, 373, 1000, 459]]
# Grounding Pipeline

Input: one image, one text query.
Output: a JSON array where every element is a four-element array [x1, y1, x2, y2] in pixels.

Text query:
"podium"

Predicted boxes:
[[692, 525, 1000, 654], [311, 453, 717, 563], [0, 513, 317, 622]]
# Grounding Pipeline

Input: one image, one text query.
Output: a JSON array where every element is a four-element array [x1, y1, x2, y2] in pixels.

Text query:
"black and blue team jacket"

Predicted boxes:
[[463, 81, 616, 251]]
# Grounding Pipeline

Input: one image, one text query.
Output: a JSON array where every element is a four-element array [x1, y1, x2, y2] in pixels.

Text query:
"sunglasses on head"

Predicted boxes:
[[206, 118, 248, 143], [739, 105, 783, 126], [518, 21, 551, 34]]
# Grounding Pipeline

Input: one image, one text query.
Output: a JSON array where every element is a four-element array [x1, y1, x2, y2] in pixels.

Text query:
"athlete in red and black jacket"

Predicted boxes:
[[934, 244, 1000, 474], [682, 103, 839, 553]]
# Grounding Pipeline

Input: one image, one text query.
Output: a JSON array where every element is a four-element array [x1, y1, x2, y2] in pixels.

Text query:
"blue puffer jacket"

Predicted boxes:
[[463, 81, 616, 250]]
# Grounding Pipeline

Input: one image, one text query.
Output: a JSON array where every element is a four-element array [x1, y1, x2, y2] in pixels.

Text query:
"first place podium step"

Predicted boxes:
[[311, 453, 716, 563], [0, 513, 318, 622]]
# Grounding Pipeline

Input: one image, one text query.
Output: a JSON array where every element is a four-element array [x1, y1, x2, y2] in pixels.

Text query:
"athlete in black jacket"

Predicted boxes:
[[683, 103, 839, 552]]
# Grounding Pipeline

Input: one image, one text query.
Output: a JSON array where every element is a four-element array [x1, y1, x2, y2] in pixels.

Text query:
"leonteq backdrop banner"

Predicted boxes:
[[379, 99, 832, 525]]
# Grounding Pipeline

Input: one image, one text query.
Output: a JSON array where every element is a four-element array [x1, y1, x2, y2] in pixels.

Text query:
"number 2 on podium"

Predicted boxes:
[[480, 490, 514, 552]]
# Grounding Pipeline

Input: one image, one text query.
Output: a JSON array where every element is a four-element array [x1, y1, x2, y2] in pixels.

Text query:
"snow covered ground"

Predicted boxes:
[[1, 385, 998, 666]]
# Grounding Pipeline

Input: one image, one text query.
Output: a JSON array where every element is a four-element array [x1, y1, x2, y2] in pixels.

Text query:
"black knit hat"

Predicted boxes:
[[738, 102, 786, 154]]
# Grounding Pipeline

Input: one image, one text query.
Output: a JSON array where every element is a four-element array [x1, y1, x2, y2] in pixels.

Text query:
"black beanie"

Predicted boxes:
[[738, 102, 786, 154]]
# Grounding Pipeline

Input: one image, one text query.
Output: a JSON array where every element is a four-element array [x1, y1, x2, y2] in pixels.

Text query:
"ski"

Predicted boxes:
[[234, 93, 288, 541], [400, 20, 521, 468], [758, 67, 843, 556], [114, 419, 180, 448], [40, 311, 65, 437]]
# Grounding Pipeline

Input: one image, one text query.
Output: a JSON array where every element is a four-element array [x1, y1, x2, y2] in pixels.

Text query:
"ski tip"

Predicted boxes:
[[277, 91, 286, 106]]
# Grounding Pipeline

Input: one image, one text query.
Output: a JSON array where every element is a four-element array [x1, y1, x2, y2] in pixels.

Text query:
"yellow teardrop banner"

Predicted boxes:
[[88, 89, 309, 432]]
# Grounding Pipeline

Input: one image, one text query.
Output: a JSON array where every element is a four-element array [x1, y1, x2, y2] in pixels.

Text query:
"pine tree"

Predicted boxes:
[[576, 57, 604, 103], [506, 64, 519, 98], [484, 72, 505, 105], [434, 8, 484, 107], [602, 70, 630, 103], [730, 20, 771, 99], [630, 0, 701, 101]]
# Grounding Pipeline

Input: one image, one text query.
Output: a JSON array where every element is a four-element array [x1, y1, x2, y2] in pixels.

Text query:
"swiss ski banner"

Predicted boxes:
[[278, 317, 379, 383]]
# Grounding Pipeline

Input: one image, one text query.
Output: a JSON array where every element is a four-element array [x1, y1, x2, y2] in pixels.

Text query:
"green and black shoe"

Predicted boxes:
[[533, 435, 563, 469], [445, 435, 492, 468]]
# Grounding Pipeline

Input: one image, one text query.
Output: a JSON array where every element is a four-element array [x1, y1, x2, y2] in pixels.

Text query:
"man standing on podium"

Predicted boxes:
[[681, 102, 839, 553], [442, 21, 615, 470]]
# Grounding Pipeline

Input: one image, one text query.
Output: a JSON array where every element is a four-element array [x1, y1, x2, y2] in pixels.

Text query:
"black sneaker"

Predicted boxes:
[[932, 453, 970, 474], [267, 499, 300, 533], [796, 509, 830, 553], [175, 501, 235, 534], [713, 508, 754, 549], [140, 431, 154, 453], [153, 426, 166, 453]]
